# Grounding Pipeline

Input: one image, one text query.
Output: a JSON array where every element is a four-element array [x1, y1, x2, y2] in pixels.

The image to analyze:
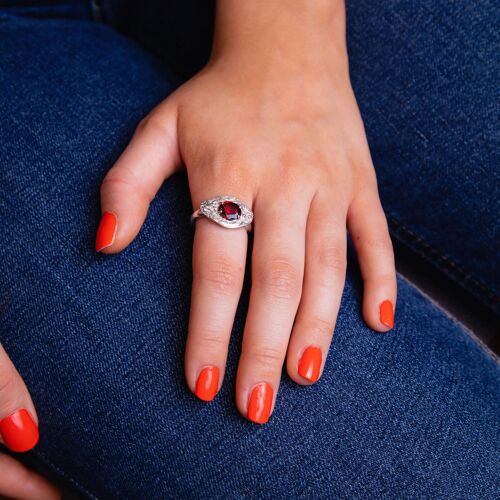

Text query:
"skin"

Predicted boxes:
[[2, 0, 396, 492], [99, 0, 396, 420]]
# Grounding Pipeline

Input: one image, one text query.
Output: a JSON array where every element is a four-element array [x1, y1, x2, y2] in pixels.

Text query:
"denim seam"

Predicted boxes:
[[398, 273, 500, 365], [33, 450, 97, 499], [387, 214, 500, 312]]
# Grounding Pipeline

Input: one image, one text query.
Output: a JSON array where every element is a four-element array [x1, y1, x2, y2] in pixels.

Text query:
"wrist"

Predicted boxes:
[[211, 0, 348, 80]]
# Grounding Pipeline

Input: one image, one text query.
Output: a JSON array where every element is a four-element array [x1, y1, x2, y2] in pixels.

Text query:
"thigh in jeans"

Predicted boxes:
[[0, 12, 499, 500], [346, 0, 500, 312]]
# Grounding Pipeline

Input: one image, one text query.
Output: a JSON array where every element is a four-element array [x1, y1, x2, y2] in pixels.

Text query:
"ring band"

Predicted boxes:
[[191, 195, 253, 231]]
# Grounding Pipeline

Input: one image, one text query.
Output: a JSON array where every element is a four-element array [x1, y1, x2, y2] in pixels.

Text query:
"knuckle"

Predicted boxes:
[[0, 367, 16, 397], [196, 257, 243, 296], [357, 233, 392, 256], [136, 114, 169, 139], [318, 241, 346, 272], [100, 168, 144, 199], [366, 272, 396, 287], [195, 330, 227, 350], [256, 259, 302, 300], [307, 316, 334, 338], [101, 163, 154, 206], [246, 346, 284, 369], [136, 115, 150, 133]]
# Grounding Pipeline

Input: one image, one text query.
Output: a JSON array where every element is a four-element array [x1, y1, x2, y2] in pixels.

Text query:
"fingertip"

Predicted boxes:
[[287, 345, 323, 385], [0, 409, 39, 453], [287, 369, 321, 386], [194, 365, 220, 402], [95, 206, 149, 254], [246, 382, 274, 424], [379, 299, 395, 329], [95, 212, 117, 252], [362, 290, 396, 333]]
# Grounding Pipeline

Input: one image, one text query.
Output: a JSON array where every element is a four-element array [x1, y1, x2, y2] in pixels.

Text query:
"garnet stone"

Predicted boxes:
[[218, 201, 241, 221]]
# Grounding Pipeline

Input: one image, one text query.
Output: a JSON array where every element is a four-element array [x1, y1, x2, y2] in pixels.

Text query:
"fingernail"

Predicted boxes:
[[95, 212, 117, 252], [380, 300, 394, 329], [298, 346, 322, 382], [247, 382, 273, 424], [0, 409, 39, 452], [195, 366, 219, 401]]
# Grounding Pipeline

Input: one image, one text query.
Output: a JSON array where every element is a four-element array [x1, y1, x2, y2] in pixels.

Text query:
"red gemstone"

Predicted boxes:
[[218, 201, 241, 221]]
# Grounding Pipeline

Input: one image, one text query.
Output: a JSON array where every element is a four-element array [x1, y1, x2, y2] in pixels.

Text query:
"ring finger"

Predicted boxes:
[[185, 197, 249, 401]]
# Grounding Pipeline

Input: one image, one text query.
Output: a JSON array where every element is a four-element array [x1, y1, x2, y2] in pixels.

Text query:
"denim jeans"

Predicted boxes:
[[0, 1, 498, 498]]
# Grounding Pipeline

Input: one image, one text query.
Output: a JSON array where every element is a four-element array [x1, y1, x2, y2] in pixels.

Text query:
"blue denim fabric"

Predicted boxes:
[[346, 0, 500, 314], [0, 5, 499, 500]]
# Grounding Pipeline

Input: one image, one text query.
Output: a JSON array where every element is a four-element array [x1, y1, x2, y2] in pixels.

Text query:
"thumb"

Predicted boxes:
[[96, 97, 182, 253], [0, 343, 39, 453], [0, 453, 61, 499]]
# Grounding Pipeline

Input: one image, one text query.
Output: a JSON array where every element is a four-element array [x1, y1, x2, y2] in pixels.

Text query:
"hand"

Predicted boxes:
[[0, 344, 60, 499], [96, 0, 396, 423]]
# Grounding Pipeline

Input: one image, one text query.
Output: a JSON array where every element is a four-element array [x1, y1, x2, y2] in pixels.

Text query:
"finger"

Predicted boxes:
[[96, 97, 182, 253], [185, 215, 248, 402], [0, 453, 61, 500], [347, 186, 397, 332], [236, 195, 309, 423], [287, 193, 347, 384], [0, 343, 39, 452]]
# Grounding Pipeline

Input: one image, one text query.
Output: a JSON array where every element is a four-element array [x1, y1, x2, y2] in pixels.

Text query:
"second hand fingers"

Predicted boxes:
[[0, 453, 60, 500], [0, 343, 39, 453]]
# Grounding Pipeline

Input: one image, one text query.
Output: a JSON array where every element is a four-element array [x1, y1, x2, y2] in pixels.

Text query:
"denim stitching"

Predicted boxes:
[[33, 450, 97, 499], [387, 215, 500, 312]]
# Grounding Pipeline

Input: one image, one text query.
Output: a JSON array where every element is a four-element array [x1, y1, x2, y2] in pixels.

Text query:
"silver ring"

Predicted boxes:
[[191, 195, 253, 231]]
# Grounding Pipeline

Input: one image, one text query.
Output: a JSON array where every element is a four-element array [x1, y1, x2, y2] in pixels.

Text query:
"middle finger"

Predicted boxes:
[[236, 192, 310, 423]]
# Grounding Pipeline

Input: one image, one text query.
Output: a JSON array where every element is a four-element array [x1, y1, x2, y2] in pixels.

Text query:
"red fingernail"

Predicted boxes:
[[247, 383, 273, 424], [380, 300, 394, 329], [298, 346, 322, 383], [195, 366, 219, 401], [0, 409, 39, 452], [95, 212, 117, 252]]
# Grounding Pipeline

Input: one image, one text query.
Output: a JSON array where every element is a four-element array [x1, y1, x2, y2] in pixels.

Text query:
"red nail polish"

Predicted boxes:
[[298, 346, 322, 382], [0, 409, 39, 452], [247, 383, 273, 424], [195, 366, 219, 401], [95, 212, 117, 252], [380, 300, 394, 328]]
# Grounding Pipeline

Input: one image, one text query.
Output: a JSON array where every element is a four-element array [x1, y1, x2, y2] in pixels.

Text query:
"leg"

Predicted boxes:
[[0, 12, 498, 499], [346, 0, 500, 312]]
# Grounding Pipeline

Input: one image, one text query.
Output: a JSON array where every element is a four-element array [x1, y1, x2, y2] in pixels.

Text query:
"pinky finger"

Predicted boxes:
[[347, 187, 397, 332]]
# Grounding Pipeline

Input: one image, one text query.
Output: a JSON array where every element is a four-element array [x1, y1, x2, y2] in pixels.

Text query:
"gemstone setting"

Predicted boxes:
[[196, 195, 253, 230]]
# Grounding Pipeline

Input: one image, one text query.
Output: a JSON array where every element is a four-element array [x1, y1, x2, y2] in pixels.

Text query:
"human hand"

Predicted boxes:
[[0, 344, 60, 499], [97, 0, 396, 424]]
